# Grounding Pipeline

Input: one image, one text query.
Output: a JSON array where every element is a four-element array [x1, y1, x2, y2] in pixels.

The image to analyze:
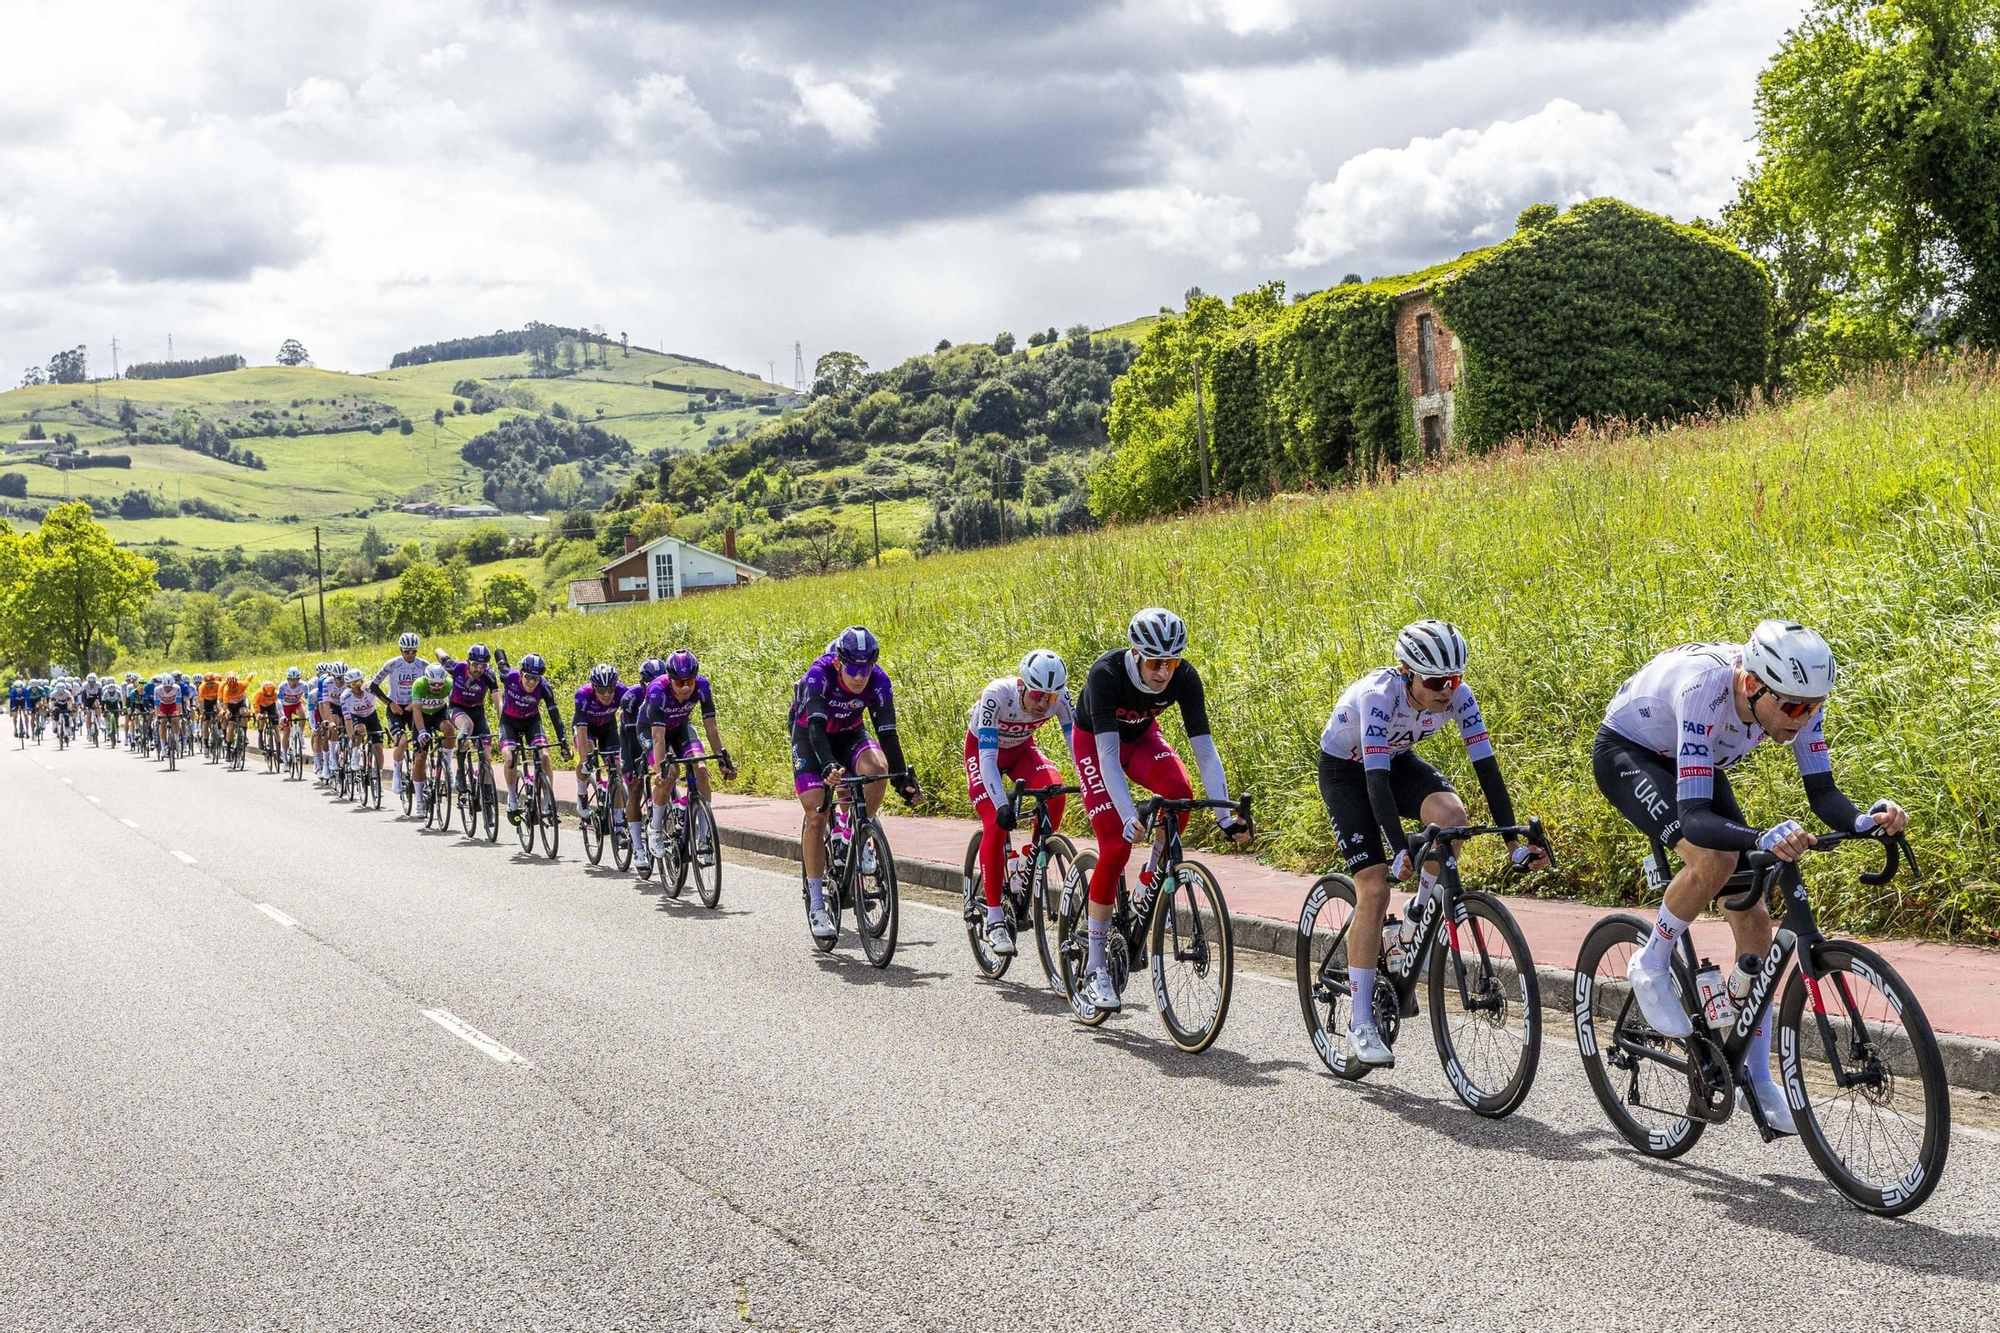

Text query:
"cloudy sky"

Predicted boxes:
[[0, 0, 1805, 384]]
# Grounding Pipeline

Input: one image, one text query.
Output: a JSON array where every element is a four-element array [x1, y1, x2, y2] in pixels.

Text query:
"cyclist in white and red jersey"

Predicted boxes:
[[1593, 621, 1906, 1133], [964, 649, 1081, 958], [1318, 620, 1543, 1066], [1072, 608, 1252, 1014]]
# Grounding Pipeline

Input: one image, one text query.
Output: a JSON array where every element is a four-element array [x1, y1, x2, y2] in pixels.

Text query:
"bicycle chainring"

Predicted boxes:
[[1683, 1030, 1735, 1123]]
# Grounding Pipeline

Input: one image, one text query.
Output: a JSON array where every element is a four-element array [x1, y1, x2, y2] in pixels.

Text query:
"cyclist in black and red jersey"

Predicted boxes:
[[1071, 607, 1253, 1013]]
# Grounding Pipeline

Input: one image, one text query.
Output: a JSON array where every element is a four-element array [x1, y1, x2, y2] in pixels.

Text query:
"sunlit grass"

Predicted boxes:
[[150, 358, 2000, 942]]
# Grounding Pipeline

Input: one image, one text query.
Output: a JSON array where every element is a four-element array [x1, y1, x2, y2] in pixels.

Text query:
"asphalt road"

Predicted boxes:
[[5, 740, 1999, 1330]]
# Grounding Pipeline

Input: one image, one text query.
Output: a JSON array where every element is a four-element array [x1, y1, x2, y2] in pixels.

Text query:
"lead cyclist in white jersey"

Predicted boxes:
[[963, 649, 1082, 957], [1592, 620, 1906, 1133], [371, 632, 428, 798]]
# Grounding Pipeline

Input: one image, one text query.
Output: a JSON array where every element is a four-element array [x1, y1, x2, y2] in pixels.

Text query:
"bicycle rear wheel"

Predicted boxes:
[[1428, 890, 1541, 1118], [1573, 914, 1705, 1159], [1781, 941, 1950, 1216], [854, 825, 899, 968], [961, 831, 1012, 980], [400, 761, 415, 816], [1151, 859, 1233, 1053], [515, 769, 537, 851], [685, 795, 721, 908], [458, 755, 479, 835], [581, 774, 606, 864], [1295, 873, 1381, 1080], [536, 771, 559, 857]]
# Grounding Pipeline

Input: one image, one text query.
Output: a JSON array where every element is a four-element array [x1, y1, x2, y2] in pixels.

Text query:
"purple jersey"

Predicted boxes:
[[789, 654, 893, 735], [640, 675, 716, 733], [440, 655, 497, 709], [499, 669, 557, 720], [572, 682, 627, 729]]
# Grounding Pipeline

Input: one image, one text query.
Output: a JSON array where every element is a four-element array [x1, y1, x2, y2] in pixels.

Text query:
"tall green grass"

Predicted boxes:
[[165, 358, 2000, 942]]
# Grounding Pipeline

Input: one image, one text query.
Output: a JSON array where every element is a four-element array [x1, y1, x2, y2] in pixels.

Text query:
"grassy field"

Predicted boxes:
[[0, 350, 777, 551], [1025, 314, 1162, 358], [143, 358, 2000, 942]]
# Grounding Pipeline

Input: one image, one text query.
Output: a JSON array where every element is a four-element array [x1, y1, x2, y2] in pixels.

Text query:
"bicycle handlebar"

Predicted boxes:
[[1006, 780, 1081, 806], [1406, 816, 1556, 874], [1136, 792, 1254, 828], [1723, 827, 1915, 912]]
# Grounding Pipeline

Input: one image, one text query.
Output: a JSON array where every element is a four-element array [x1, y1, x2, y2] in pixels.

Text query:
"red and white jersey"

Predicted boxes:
[[967, 676, 1075, 751]]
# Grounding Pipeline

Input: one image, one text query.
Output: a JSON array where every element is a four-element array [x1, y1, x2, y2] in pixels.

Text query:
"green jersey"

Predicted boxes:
[[412, 677, 453, 711]]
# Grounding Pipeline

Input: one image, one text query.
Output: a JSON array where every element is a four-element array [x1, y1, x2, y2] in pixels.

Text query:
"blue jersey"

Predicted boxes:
[[141, 683, 157, 707], [7, 685, 29, 709]]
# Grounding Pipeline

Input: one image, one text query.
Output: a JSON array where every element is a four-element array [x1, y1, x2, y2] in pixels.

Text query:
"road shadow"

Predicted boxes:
[[1343, 1078, 1615, 1163], [980, 975, 1080, 1019], [1626, 1156, 1998, 1274], [1077, 1022, 1309, 1090], [811, 952, 952, 990]]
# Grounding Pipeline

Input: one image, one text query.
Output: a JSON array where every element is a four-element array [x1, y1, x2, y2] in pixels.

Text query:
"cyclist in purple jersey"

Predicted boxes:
[[572, 664, 627, 788], [436, 644, 502, 795], [637, 649, 738, 861], [494, 649, 570, 823], [618, 658, 665, 868], [790, 627, 925, 940]]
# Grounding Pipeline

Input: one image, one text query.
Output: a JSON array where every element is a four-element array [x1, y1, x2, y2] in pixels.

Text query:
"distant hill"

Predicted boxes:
[[0, 343, 780, 554]]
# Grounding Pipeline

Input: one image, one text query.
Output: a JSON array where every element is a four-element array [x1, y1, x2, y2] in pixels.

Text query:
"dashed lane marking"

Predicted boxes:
[[86, 795, 100, 803], [421, 1009, 530, 1065], [170, 850, 197, 865], [119, 818, 139, 829], [254, 903, 301, 930]]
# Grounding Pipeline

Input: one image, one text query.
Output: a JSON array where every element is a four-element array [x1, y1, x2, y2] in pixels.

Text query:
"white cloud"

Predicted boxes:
[[1184, 0, 1300, 36], [1285, 97, 1736, 268], [419, 42, 467, 72], [1032, 186, 1264, 269], [789, 72, 886, 150], [605, 72, 719, 150]]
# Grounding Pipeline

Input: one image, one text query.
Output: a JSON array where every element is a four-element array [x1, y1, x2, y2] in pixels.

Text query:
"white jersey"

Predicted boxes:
[[1602, 642, 1832, 804], [339, 685, 378, 719], [100, 683, 122, 704], [278, 680, 310, 708], [372, 653, 427, 706], [1320, 667, 1494, 769], [49, 682, 75, 704], [967, 676, 1076, 797]]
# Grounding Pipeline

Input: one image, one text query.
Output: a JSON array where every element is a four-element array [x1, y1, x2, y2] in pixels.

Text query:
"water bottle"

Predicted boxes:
[[1004, 847, 1029, 897], [1727, 952, 1760, 1012], [1382, 915, 1405, 973], [1695, 958, 1733, 1031]]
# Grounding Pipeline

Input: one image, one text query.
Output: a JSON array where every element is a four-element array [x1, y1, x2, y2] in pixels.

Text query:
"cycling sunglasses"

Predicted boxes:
[[1413, 672, 1461, 692], [1137, 655, 1182, 671], [1753, 686, 1820, 720]]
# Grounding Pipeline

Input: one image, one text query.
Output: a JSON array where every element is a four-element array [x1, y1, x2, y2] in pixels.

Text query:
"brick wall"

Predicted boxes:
[[1393, 289, 1460, 455]]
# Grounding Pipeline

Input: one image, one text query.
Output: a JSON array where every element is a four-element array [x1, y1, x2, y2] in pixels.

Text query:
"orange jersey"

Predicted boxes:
[[253, 683, 278, 708], [220, 677, 250, 705], [197, 680, 222, 701]]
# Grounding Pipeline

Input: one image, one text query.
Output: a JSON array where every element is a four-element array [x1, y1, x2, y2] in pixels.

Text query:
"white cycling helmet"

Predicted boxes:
[[1394, 620, 1470, 677], [344, 667, 364, 684], [286, 666, 302, 681], [1018, 649, 1067, 692], [1128, 607, 1187, 660], [1743, 619, 1837, 700], [426, 664, 449, 685], [398, 632, 421, 652]]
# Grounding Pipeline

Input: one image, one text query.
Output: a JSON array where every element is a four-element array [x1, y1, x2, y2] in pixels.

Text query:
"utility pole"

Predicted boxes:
[[167, 334, 173, 360], [312, 526, 328, 651], [994, 452, 1005, 544], [871, 495, 881, 567], [793, 342, 805, 391], [1191, 352, 1212, 501], [110, 336, 120, 379], [297, 592, 309, 646]]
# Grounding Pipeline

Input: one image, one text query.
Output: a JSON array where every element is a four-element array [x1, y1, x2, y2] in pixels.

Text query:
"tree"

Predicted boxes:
[[388, 561, 456, 635], [480, 571, 538, 626], [276, 339, 311, 366], [432, 406, 445, 427], [19, 366, 46, 387], [992, 331, 1016, 355], [811, 350, 869, 398], [7, 502, 157, 669], [169, 592, 235, 662], [459, 525, 511, 563], [47, 346, 87, 384], [0, 472, 24, 498], [1515, 203, 1559, 232], [620, 331, 630, 357], [1751, 0, 2000, 344], [117, 399, 138, 430], [359, 525, 387, 563]]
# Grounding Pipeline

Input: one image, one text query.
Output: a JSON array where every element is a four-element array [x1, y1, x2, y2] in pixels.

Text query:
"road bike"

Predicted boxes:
[[800, 771, 913, 968], [54, 708, 74, 750], [226, 711, 249, 771], [1296, 819, 1552, 1118], [85, 708, 99, 747], [1052, 793, 1252, 1054], [511, 737, 564, 857], [577, 748, 630, 867], [455, 733, 500, 842], [646, 754, 723, 907], [1572, 829, 1949, 1217], [286, 715, 308, 781], [961, 779, 1078, 987]]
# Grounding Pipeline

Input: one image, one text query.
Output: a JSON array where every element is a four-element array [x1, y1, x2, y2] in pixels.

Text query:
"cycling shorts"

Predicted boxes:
[[499, 713, 546, 749], [226, 699, 247, 717], [156, 700, 181, 718], [257, 702, 280, 725], [620, 724, 647, 776], [200, 698, 219, 717], [281, 700, 306, 721], [348, 711, 384, 740], [416, 703, 451, 731], [652, 719, 708, 771], [452, 704, 490, 741], [789, 722, 875, 795], [581, 719, 619, 759], [1592, 727, 1750, 873], [1315, 750, 1454, 873]]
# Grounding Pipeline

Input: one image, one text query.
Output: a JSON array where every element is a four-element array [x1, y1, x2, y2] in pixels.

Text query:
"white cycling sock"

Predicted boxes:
[[1086, 917, 1109, 971], [986, 904, 1006, 925], [1410, 868, 1439, 916], [807, 876, 826, 912], [1638, 904, 1692, 971], [1746, 1017, 1775, 1081], [650, 806, 666, 834], [1350, 966, 1378, 1027]]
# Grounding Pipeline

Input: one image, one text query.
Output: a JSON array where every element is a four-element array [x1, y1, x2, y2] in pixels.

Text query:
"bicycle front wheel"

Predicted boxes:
[[1033, 835, 1078, 995], [1574, 914, 1705, 1160], [1781, 941, 1950, 1216], [1151, 860, 1233, 1053], [581, 778, 606, 864], [854, 825, 899, 968], [961, 831, 1011, 980], [686, 796, 721, 908], [1427, 890, 1541, 1118], [536, 771, 559, 857]]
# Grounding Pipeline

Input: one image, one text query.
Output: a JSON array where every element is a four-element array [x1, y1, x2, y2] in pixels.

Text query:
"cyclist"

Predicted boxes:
[[789, 627, 924, 941], [1073, 608, 1253, 1014], [314, 663, 346, 781], [495, 650, 571, 824], [277, 667, 311, 766], [48, 675, 76, 740], [965, 648, 1081, 958], [220, 671, 253, 755], [638, 649, 738, 864], [100, 676, 123, 744], [437, 644, 501, 809], [252, 677, 280, 755], [7, 677, 29, 739], [572, 662, 628, 824], [1594, 621, 1907, 1134], [338, 666, 385, 787], [620, 657, 667, 872], [1317, 620, 1545, 1066], [196, 671, 222, 748], [372, 632, 429, 800], [154, 671, 184, 753], [81, 673, 103, 738], [409, 663, 455, 814]]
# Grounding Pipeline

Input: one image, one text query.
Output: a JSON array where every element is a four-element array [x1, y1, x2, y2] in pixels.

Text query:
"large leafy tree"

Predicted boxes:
[[389, 561, 457, 636], [479, 571, 539, 626], [7, 502, 157, 671], [1751, 0, 2000, 345]]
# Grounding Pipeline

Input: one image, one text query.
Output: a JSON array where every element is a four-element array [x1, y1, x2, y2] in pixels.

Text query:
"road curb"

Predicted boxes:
[[703, 815, 2000, 1098]]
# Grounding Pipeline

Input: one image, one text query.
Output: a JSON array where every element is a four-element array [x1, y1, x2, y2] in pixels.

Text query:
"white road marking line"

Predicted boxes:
[[61, 777, 73, 785], [254, 903, 300, 930], [119, 818, 139, 829], [904, 901, 957, 919], [170, 850, 197, 865], [86, 795, 100, 803], [421, 1009, 529, 1065]]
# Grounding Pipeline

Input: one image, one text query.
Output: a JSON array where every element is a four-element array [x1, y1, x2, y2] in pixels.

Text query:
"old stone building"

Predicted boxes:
[[1393, 286, 1461, 457]]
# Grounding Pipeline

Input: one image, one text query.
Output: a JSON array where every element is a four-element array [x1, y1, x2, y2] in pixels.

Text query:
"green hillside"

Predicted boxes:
[[0, 347, 779, 554], [182, 357, 2000, 944]]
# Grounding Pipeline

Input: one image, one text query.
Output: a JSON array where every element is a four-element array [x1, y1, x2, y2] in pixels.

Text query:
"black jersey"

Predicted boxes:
[[1072, 648, 1212, 743]]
